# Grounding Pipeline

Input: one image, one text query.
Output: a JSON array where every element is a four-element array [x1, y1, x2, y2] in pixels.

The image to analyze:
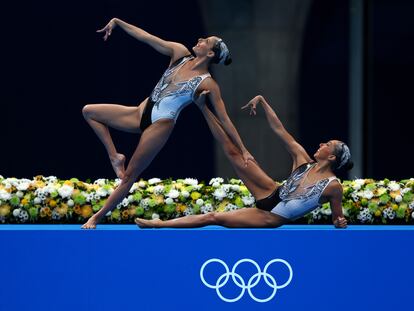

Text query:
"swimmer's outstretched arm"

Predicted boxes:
[[242, 95, 312, 170], [198, 83, 254, 166], [97, 18, 189, 61]]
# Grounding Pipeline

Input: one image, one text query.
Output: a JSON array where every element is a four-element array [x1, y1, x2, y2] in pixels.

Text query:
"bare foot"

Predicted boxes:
[[81, 216, 98, 229], [135, 218, 162, 228], [110, 153, 126, 179]]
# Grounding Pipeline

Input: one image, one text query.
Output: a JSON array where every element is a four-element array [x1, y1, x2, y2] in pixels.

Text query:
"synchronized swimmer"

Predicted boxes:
[[135, 94, 352, 229], [81, 18, 253, 229]]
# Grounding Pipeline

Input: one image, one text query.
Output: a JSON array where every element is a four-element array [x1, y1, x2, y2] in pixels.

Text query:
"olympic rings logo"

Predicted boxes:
[[200, 258, 293, 303]]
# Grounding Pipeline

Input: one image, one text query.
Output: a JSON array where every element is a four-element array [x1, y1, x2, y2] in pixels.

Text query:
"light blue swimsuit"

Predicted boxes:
[[271, 163, 338, 220], [149, 55, 210, 123]]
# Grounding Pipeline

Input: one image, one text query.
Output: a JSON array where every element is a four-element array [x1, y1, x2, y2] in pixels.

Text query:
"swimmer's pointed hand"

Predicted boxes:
[[241, 95, 263, 116], [195, 90, 210, 109], [242, 150, 255, 167], [97, 18, 117, 41]]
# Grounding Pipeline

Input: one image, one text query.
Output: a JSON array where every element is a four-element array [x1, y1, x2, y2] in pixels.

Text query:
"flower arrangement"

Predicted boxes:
[[0, 175, 413, 224]]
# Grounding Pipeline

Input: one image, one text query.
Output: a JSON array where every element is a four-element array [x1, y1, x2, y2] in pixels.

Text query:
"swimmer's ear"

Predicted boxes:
[[207, 50, 215, 58]]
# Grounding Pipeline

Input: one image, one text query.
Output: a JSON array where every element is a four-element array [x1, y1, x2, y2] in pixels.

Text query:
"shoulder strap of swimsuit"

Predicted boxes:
[[169, 54, 193, 69], [191, 73, 212, 101]]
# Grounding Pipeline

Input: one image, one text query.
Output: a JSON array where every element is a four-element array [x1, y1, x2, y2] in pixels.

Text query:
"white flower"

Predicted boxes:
[[209, 177, 224, 185], [357, 208, 372, 223], [0, 190, 11, 201], [13, 208, 21, 217], [52, 210, 61, 220], [16, 179, 31, 191], [16, 191, 24, 198], [58, 184, 74, 199], [352, 179, 365, 190], [213, 189, 227, 201], [114, 178, 122, 187], [222, 185, 231, 192], [0, 175, 3, 179], [153, 185, 165, 195], [152, 213, 160, 220], [212, 182, 220, 188], [242, 195, 255, 206], [412, 211, 414, 219], [311, 207, 322, 220], [19, 210, 29, 222], [167, 189, 180, 199], [409, 202, 414, 210], [225, 203, 238, 212], [34, 197, 42, 204], [184, 178, 198, 186], [67, 199, 74, 207], [128, 195, 134, 203], [148, 178, 161, 185], [44, 176, 58, 183], [183, 208, 194, 216], [388, 181, 400, 192], [105, 211, 112, 216], [129, 182, 139, 193], [395, 195, 403, 203], [94, 179, 107, 186], [96, 188, 109, 197], [196, 199, 204, 206], [382, 207, 395, 220], [401, 188, 411, 194], [321, 208, 332, 216], [165, 198, 174, 205], [362, 190, 374, 200], [201, 203, 214, 214], [181, 191, 190, 198], [194, 185, 203, 190], [138, 181, 147, 188], [231, 185, 240, 192], [86, 193, 94, 202]]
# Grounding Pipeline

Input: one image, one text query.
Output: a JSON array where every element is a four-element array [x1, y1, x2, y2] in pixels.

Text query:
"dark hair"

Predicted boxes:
[[332, 142, 353, 173], [211, 41, 232, 66]]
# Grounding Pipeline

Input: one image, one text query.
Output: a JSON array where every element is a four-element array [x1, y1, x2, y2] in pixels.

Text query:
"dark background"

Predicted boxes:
[[2, 0, 413, 181]]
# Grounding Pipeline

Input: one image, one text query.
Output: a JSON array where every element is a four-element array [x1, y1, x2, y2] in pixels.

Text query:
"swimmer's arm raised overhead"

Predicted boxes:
[[97, 18, 189, 62], [242, 95, 312, 170]]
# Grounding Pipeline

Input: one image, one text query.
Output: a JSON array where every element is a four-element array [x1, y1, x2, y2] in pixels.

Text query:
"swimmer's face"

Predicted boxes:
[[193, 36, 219, 57], [314, 140, 340, 162]]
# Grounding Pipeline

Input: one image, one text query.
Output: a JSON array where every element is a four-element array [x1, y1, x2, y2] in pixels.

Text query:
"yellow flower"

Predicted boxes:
[[217, 199, 230, 212], [35, 180, 45, 188], [0, 204, 11, 217], [56, 204, 68, 216], [191, 192, 201, 200], [81, 205, 93, 218], [176, 204, 187, 213], [21, 198, 29, 206], [155, 195, 165, 205], [40, 207, 51, 218], [74, 205, 81, 214], [63, 180, 74, 187], [121, 210, 129, 220], [389, 191, 400, 199], [174, 183, 183, 190], [49, 200, 57, 208], [392, 204, 398, 211], [374, 210, 381, 217]]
